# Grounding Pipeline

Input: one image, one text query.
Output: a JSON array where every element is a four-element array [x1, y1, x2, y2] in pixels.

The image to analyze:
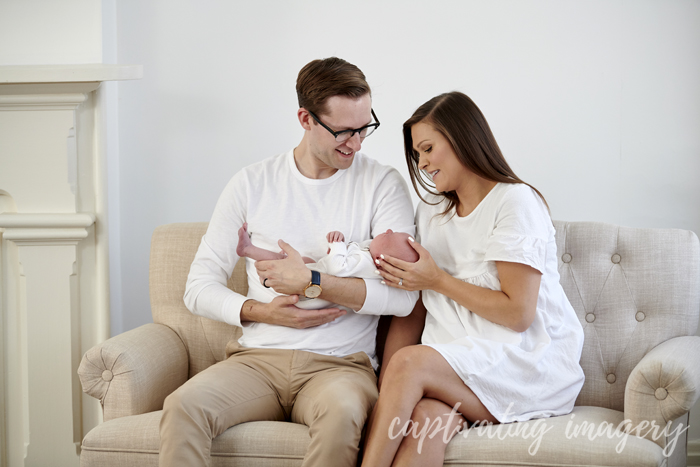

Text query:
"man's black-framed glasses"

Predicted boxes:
[[308, 109, 380, 143]]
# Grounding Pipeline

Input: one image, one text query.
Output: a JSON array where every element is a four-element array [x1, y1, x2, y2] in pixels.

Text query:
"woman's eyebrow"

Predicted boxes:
[[414, 139, 429, 150]]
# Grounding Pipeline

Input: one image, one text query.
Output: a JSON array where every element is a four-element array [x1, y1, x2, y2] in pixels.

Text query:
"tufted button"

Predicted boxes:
[[585, 313, 595, 323], [562, 253, 572, 263], [611, 254, 621, 264], [635, 311, 646, 322], [607, 373, 616, 384], [102, 370, 114, 382], [655, 388, 668, 400]]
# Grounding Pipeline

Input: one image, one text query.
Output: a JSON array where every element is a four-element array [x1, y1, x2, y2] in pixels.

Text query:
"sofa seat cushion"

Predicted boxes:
[[81, 410, 310, 467], [444, 406, 665, 466], [81, 407, 665, 467]]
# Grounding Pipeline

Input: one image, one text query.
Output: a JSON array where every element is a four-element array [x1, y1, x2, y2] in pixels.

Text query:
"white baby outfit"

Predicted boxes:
[[416, 183, 585, 423], [296, 242, 378, 310]]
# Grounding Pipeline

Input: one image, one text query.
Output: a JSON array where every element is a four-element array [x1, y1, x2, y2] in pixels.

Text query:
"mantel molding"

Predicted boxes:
[[0, 213, 96, 243], [0, 213, 95, 228], [0, 64, 143, 84], [0, 64, 142, 97], [0, 93, 88, 110]]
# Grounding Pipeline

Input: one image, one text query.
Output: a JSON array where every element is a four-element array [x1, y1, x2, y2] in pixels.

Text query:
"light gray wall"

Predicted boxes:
[[112, 0, 700, 330], [110, 0, 700, 443], [0, 0, 101, 64]]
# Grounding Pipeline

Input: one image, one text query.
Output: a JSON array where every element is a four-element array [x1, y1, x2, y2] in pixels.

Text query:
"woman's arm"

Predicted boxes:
[[377, 297, 427, 390], [376, 241, 541, 333], [433, 261, 540, 332]]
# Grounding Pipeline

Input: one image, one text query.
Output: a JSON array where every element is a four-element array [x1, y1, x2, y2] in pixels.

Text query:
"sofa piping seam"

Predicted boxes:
[[80, 446, 305, 459]]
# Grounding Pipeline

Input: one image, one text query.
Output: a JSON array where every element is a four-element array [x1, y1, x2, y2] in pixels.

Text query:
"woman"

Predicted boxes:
[[361, 92, 584, 467]]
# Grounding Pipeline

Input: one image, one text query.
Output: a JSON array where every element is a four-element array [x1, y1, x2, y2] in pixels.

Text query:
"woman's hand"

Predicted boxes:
[[375, 238, 445, 292]]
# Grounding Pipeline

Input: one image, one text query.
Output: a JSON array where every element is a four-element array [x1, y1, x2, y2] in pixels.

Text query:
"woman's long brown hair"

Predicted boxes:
[[403, 91, 548, 216]]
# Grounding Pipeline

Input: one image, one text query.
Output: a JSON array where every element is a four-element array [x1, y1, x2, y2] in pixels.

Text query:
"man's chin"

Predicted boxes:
[[334, 151, 355, 168]]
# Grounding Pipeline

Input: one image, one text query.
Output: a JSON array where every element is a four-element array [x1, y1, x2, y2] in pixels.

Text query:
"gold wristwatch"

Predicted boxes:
[[303, 270, 322, 298]]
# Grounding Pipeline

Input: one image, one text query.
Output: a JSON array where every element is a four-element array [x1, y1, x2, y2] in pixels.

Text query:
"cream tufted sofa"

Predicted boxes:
[[78, 221, 700, 467]]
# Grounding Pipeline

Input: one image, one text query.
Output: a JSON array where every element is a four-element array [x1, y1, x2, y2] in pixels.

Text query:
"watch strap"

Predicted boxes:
[[310, 270, 321, 286]]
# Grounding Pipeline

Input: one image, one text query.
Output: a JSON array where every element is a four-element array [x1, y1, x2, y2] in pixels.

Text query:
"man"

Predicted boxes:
[[159, 57, 417, 467]]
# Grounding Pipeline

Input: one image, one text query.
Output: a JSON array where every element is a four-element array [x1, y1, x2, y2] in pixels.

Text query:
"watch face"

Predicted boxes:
[[305, 285, 322, 299]]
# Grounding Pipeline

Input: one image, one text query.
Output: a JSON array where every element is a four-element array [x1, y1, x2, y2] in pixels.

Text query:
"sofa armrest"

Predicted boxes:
[[78, 323, 189, 421], [624, 335, 700, 448]]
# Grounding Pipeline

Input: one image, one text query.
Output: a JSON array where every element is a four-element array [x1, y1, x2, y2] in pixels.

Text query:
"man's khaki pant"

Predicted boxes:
[[159, 341, 378, 467]]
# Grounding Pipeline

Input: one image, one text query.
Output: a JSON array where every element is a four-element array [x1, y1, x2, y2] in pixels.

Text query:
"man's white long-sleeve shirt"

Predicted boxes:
[[184, 150, 418, 363]]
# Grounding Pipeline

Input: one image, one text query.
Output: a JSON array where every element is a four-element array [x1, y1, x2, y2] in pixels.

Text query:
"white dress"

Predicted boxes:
[[416, 183, 585, 423]]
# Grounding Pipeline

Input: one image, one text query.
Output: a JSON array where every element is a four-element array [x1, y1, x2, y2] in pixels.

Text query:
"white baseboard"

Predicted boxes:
[[688, 440, 700, 466]]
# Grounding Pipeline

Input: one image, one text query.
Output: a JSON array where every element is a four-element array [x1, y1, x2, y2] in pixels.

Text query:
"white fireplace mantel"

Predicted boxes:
[[0, 64, 142, 467], [0, 64, 142, 84]]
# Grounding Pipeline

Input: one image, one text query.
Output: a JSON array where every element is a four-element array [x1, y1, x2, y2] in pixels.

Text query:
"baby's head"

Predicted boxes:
[[369, 229, 419, 264]]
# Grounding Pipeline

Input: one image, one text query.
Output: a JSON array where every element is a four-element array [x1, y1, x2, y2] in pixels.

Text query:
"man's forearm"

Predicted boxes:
[[318, 274, 366, 311], [240, 299, 264, 323], [240, 297, 346, 328]]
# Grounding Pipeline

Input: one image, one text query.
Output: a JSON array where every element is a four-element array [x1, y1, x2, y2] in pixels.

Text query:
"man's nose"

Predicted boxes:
[[345, 132, 362, 151]]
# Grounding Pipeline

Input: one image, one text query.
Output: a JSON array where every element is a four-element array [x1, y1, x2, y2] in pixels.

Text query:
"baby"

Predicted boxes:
[[236, 223, 418, 309]]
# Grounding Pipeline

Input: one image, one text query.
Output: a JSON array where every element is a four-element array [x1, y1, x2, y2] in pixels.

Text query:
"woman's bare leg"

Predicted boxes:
[[361, 345, 497, 467], [392, 398, 466, 467]]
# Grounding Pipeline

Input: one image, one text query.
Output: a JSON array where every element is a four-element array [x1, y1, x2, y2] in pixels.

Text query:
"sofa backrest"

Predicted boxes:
[[149, 221, 700, 410], [553, 221, 699, 411], [149, 223, 244, 377]]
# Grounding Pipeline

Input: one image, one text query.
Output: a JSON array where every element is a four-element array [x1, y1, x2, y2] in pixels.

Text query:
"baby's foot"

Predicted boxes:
[[236, 223, 252, 257]]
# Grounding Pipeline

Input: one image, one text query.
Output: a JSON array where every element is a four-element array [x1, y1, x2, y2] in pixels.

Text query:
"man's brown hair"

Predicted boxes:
[[296, 57, 371, 117]]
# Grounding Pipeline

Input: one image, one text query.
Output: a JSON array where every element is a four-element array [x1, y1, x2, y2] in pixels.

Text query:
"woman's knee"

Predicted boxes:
[[410, 399, 465, 440], [383, 346, 435, 385], [411, 399, 444, 423]]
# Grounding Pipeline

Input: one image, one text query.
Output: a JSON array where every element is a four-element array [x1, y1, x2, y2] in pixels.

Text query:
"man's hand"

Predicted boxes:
[[255, 240, 313, 295], [256, 238, 368, 312], [241, 295, 345, 329]]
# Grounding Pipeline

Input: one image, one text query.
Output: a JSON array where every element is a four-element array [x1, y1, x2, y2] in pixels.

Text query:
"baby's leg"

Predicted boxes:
[[236, 223, 286, 261], [237, 223, 316, 263]]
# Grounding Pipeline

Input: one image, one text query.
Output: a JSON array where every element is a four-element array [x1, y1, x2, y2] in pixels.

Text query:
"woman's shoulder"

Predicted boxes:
[[490, 183, 553, 239], [491, 182, 537, 202], [491, 183, 548, 215]]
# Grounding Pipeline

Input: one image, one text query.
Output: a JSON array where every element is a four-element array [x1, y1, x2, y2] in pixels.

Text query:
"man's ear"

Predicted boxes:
[[297, 108, 313, 131]]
